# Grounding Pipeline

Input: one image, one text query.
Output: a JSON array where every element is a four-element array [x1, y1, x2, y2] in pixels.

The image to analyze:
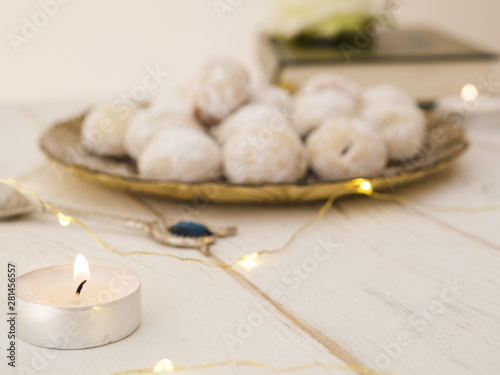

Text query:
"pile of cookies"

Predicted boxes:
[[81, 58, 426, 184]]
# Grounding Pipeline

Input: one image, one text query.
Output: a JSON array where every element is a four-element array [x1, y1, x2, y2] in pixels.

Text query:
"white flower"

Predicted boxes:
[[272, 0, 387, 39]]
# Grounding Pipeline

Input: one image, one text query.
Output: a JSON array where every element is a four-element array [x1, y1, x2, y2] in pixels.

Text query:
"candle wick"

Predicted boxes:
[[76, 280, 87, 296]]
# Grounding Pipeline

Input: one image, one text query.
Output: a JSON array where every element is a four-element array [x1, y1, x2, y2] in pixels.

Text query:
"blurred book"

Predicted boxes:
[[259, 28, 498, 99]]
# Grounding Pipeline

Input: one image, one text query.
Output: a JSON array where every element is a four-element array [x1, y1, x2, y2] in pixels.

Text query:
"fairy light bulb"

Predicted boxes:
[[355, 179, 373, 195], [153, 359, 174, 373], [461, 83, 478, 102], [57, 212, 72, 227], [239, 252, 259, 269]]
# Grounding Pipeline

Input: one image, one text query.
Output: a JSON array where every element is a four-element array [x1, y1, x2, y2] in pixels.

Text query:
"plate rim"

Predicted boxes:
[[39, 115, 469, 203]]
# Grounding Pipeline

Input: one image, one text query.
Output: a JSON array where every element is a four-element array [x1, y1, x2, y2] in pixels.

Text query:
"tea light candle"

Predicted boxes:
[[437, 83, 500, 127], [17, 254, 141, 349]]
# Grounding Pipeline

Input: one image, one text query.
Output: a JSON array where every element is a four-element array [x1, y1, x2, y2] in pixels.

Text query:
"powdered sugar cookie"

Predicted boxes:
[[138, 128, 221, 182], [223, 127, 307, 184], [362, 84, 415, 107], [362, 102, 426, 160], [125, 110, 202, 160], [213, 103, 292, 145], [296, 73, 360, 100], [307, 116, 388, 180], [81, 102, 134, 157], [251, 85, 293, 117], [293, 89, 358, 137], [192, 58, 250, 126]]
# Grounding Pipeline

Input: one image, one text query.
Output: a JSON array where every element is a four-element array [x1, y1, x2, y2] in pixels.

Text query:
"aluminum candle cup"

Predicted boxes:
[[17, 262, 141, 349]]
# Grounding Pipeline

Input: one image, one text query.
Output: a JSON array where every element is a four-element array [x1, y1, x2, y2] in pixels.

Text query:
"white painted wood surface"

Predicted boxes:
[[0, 103, 499, 375]]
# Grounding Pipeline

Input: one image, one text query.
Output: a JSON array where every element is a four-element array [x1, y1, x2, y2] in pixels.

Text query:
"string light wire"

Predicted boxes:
[[112, 358, 398, 375], [223, 189, 341, 268], [2, 177, 499, 269]]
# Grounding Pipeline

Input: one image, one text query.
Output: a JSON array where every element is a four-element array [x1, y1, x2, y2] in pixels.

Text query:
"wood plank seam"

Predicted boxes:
[[218, 262, 369, 374]]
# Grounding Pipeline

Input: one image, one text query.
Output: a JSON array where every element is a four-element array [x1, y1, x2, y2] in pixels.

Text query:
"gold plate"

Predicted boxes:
[[39, 114, 468, 204]]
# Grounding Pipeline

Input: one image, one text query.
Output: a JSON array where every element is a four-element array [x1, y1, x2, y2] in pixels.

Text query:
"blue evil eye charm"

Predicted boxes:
[[168, 221, 213, 238], [144, 220, 237, 255]]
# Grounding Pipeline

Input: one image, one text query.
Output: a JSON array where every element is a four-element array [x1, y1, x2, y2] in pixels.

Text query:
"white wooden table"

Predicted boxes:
[[1, 101, 499, 375]]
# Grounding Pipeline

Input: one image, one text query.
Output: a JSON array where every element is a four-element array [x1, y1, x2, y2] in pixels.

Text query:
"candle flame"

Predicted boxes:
[[461, 84, 478, 102], [74, 253, 90, 282]]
